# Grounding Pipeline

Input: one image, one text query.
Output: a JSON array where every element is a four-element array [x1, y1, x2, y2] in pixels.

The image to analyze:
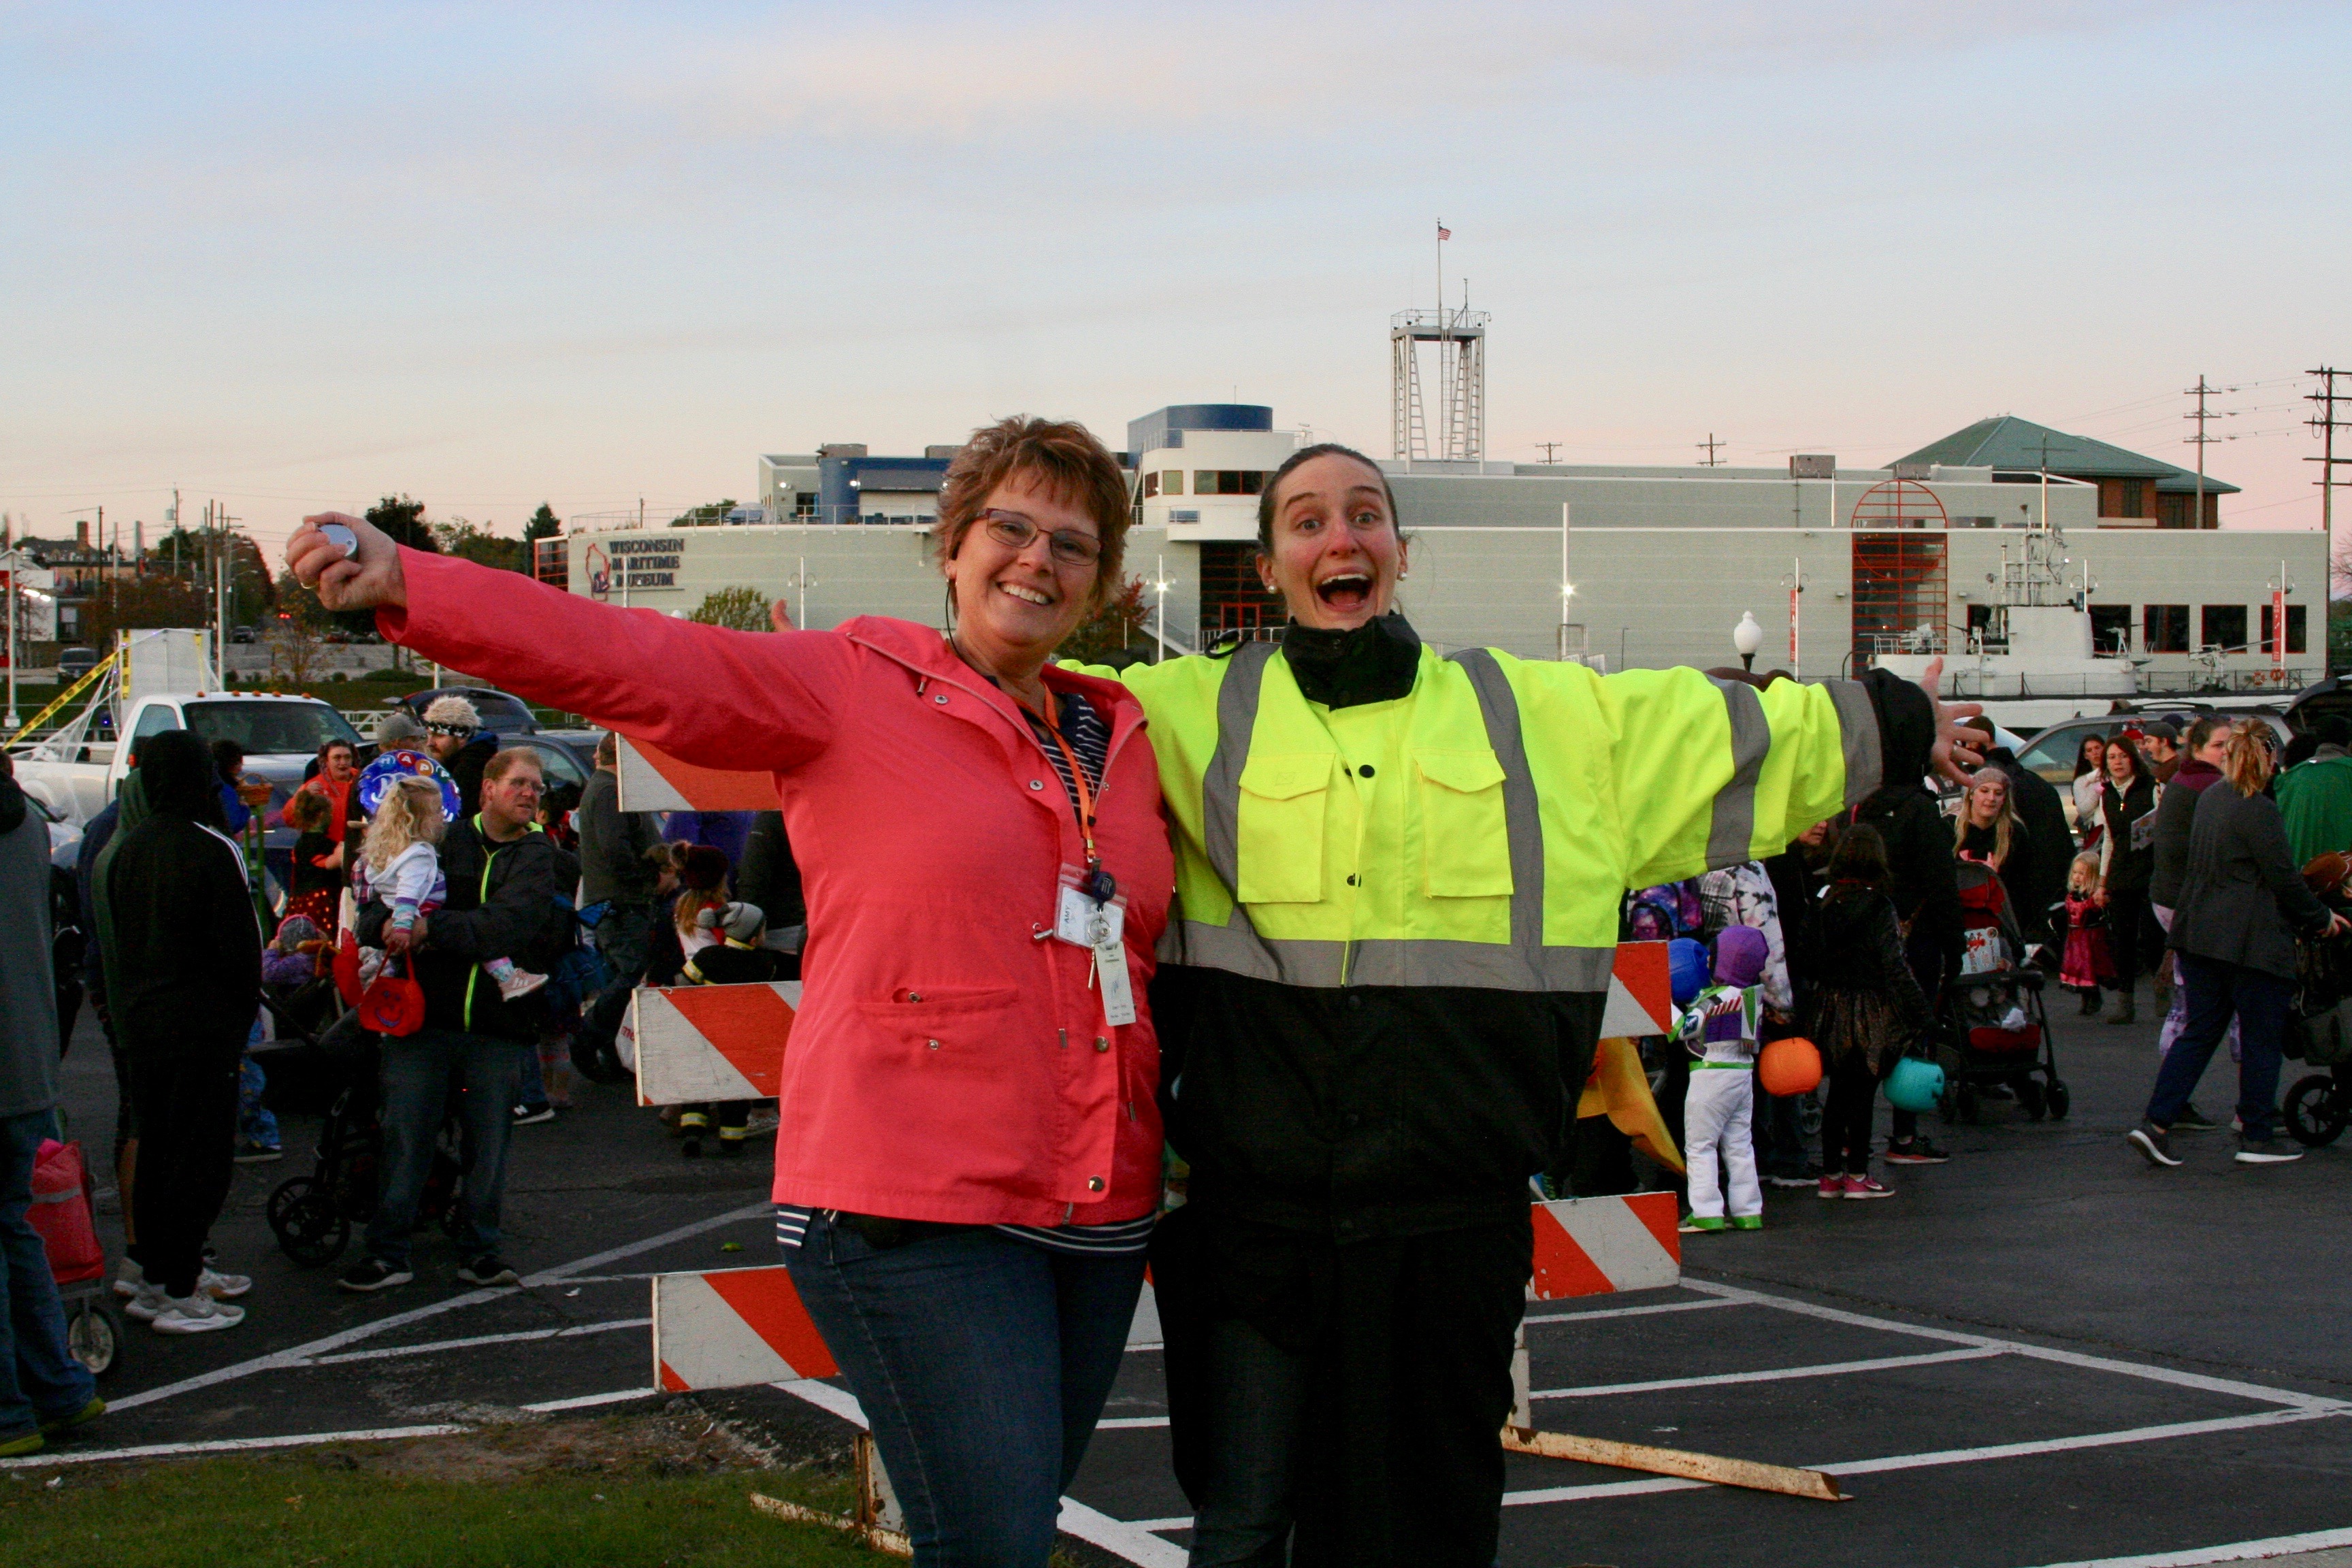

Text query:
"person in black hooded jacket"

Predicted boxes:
[[101, 729, 261, 1333], [1850, 677, 1960, 1164]]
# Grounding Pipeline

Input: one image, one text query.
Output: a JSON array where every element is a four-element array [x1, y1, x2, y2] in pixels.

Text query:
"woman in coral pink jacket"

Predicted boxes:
[[290, 419, 1171, 1567]]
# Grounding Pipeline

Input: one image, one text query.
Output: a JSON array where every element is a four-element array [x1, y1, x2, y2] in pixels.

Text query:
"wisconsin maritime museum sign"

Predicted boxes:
[[585, 536, 685, 598]]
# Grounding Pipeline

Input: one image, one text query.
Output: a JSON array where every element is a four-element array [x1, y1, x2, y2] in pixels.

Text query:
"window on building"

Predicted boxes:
[[2202, 604, 2248, 653], [2156, 493, 2191, 529], [2262, 603, 2308, 655], [2144, 604, 2189, 653], [1142, 473, 1159, 499], [2088, 605, 2133, 656], [1163, 471, 1183, 495], [2100, 479, 2147, 519], [1193, 471, 1266, 497]]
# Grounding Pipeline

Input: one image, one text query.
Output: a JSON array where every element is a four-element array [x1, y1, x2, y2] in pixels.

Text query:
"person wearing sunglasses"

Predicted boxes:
[[287, 416, 1171, 1567], [419, 695, 499, 816]]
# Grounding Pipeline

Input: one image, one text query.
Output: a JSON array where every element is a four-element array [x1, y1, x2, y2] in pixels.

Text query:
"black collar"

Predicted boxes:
[[1279, 614, 1421, 709]]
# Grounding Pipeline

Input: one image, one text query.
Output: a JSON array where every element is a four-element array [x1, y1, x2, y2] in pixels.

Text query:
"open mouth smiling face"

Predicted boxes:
[[1263, 452, 1405, 632]]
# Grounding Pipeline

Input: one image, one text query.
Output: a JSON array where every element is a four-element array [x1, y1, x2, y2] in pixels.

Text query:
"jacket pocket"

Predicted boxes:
[[1236, 752, 1332, 904], [1415, 749, 1514, 898], [853, 985, 1024, 1071]]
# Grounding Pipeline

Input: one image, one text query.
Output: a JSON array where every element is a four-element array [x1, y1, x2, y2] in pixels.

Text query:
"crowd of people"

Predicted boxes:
[[1, 410, 2332, 1542]]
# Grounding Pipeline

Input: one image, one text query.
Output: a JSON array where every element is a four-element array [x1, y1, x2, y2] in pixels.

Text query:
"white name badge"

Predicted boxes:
[[1096, 938, 1138, 1026]]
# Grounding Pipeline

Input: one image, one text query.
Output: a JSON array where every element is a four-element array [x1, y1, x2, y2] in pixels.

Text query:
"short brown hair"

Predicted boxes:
[[483, 746, 543, 784], [284, 789, 330, 832], [934, 416, 1131, 607]]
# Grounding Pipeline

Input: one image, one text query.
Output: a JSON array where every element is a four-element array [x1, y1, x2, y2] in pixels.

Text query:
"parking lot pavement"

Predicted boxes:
[[38, 983, 2352, 1567]]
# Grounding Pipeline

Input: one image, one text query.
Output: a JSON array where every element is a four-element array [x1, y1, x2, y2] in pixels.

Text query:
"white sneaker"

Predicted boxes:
[[199, 1267, 252, 1300], [122, 1284, 167, 1322], [495, 967, 549, 1002], [151, 1292, 245, 1334], [112, 1258, 146, 1300]]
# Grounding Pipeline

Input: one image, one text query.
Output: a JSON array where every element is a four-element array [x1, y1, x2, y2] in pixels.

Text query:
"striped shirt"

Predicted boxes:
[[777, 687, 1152, 1258]]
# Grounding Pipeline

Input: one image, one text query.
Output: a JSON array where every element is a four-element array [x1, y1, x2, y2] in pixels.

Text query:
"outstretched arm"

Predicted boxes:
[[287, 513, 853, 772]]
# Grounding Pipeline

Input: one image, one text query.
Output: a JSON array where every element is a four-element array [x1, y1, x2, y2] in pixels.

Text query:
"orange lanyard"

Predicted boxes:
[[1030, 700, 1099, 868]]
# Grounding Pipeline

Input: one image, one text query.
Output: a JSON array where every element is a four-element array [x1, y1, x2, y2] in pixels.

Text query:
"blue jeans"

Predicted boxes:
[[2150, 953, 2291, 1141], [783, 1213, 1146, 1567], [364, 1028, 524, 1268], [1, 1111, 97, 1439]]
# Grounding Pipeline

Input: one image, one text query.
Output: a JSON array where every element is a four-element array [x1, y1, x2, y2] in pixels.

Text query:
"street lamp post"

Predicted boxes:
[[1732, 611, 1764, 672], [1154, 555, 1171, 664]]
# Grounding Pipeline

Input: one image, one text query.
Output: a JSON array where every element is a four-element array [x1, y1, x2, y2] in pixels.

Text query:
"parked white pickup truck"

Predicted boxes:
[[15, 689, 366, 832]]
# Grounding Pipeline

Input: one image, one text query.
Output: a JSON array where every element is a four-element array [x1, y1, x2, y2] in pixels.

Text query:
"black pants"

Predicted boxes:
[[2107, 885, 2155, 986], [125, 1047, 242, 1298], [1154, 1209, 1529, 1568], [1823, 1054, 1880, 1176]]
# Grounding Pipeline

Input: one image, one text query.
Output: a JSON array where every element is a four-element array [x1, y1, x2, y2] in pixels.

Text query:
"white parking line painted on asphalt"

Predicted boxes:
[[523, 1389, 664, 1413], [1500, 1407, 2345, 1507], [774, 1377, 867, 1426], [0, 1423, 470, 1470], [1098, 1416, 1173, 1429], [1684, 1280, 2351, 1413], [104, 1200, 774, 1414], [303, 1317, 651, 1366], [1058, 1497, 1190, 1567], [1524, 1296, 1746, 1326], [2021, 1524, 2352, 1567], [1531, 1345, 2004, 1399]]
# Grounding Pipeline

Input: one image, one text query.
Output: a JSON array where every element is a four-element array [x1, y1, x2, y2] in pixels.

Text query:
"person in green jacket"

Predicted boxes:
[[1081, 442, 1982, 1567], [2276, 715, 2352, 865]]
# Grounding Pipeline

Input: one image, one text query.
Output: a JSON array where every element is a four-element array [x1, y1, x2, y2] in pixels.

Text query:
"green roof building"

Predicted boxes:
[[1893, 415, 2236, 528]]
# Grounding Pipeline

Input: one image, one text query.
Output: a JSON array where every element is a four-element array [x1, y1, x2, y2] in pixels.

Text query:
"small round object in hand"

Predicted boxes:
[[317, 521, 359, 559]]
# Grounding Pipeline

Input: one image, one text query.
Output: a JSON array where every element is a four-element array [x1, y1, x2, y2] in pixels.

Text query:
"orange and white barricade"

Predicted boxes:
[[629, 982, 798, 1107]]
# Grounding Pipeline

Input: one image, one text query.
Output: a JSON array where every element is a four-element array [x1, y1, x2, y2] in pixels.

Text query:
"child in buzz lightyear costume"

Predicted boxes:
[[1676, 926, 1770, 1232]]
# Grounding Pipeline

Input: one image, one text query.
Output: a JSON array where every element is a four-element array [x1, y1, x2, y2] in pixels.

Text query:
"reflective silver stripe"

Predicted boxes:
[[1705, 677, 1771, 869], [1200, 640, 1277, 892], [1825, 679, 1883, 806], [1175, 919, 1615, 994], [1445, 648, 1544, 951]]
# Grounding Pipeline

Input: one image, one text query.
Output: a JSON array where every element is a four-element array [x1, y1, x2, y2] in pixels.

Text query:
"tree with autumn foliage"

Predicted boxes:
[[1055, 576, 1151, 666]]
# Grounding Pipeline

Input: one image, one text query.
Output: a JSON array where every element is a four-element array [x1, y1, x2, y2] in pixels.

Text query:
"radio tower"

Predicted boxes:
[[1392, 222, 1488, 463]]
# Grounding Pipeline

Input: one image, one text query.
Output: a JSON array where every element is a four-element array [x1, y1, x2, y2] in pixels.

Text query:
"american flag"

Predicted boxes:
[[1437, 223, 1451, 241]]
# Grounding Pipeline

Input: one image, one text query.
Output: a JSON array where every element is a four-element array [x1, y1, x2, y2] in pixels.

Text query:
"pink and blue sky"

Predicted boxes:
[[4, 2, 2348, 561]]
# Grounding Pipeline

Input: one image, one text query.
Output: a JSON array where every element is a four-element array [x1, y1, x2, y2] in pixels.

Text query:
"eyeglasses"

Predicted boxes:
[[426, 722, 477, 740], [977, 509, 1101, 568]]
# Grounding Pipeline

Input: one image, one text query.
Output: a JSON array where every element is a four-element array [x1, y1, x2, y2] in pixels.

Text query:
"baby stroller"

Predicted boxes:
[[2287, 918, 2352, 1147], [29, 1137, 124, 1379], [265, 1015, 469, 1266], [1935, 859, 2069, 1123]]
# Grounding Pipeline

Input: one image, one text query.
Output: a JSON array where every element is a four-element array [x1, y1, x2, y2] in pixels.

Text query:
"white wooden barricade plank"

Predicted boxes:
[[630, 982, 800, 1107], [651, 1266, 1165, 1394], [615, 738, 777, 813]]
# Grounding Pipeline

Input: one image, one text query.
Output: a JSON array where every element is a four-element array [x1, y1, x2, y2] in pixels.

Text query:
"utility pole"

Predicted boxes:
[[2185, 375, 2218, 529], [1697, 434, 1725, 467], [2310, 365, 2348, 546], [1535, 442, 1565, 465]]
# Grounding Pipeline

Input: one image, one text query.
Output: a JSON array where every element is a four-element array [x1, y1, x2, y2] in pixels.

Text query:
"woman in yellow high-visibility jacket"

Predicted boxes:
[[1094, 442, 1978, 1567]]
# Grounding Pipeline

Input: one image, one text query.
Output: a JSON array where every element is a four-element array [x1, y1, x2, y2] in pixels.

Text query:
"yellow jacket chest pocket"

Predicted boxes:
[[1415, 749, 1514, 898], [1235, 753, 1333, 904]]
